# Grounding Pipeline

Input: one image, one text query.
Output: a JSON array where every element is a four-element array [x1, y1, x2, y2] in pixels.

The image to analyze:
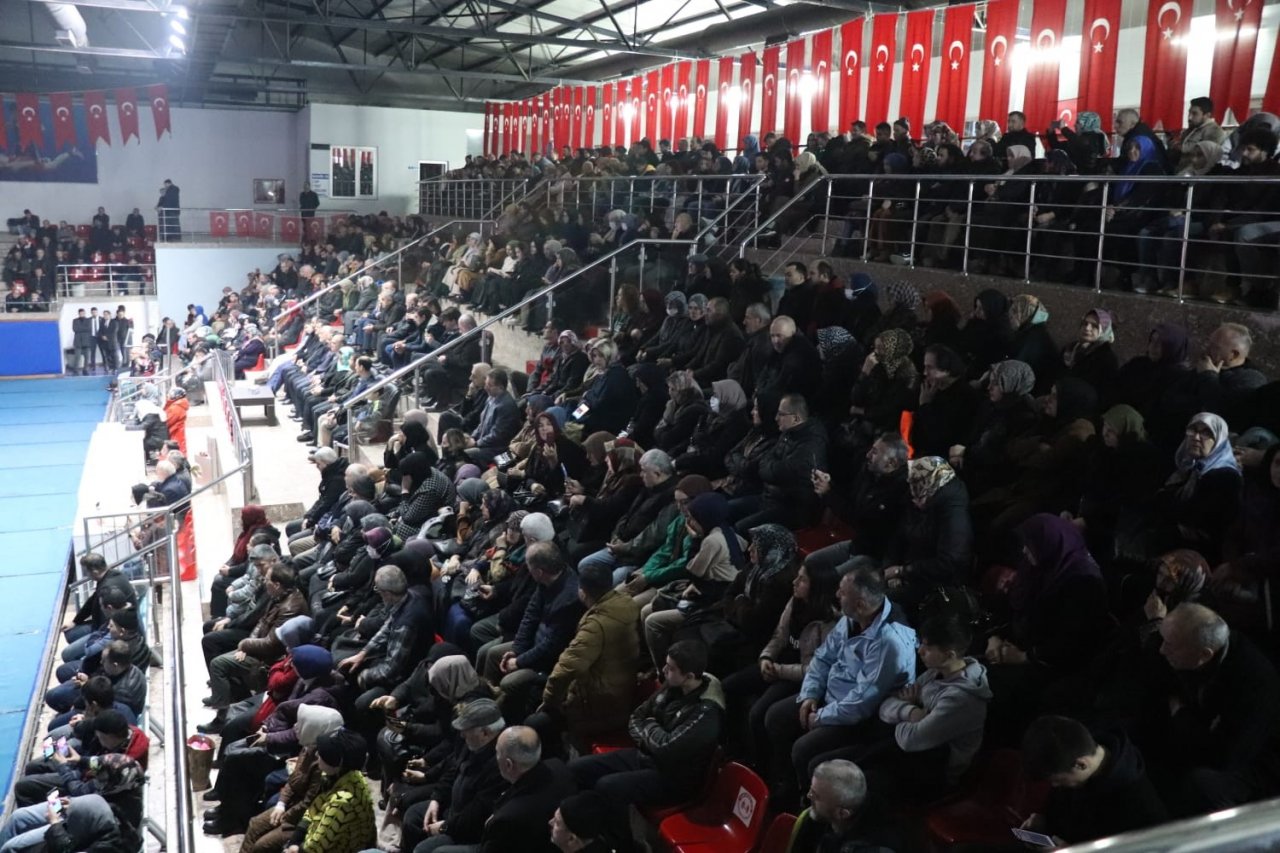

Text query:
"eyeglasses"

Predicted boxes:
[[776, 410, 797, 420], [1185, 425, 1214, 438]]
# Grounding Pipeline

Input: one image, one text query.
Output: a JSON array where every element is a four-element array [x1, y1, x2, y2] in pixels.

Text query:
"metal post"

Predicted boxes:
[[961, 181, 975, 275], [1095, 182, 1110, 293], [609, 255, 618, 327], [821, 178, 833, 255], [862, 180, 876, 262], [1176, 183, 1195, 302], [1024, 181, 1037, 282], [637, 244, 647, 289], [909, 180, 922, 269], [696, 179, 704, 225]]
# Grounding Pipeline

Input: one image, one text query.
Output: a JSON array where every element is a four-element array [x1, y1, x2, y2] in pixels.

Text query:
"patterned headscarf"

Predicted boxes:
[[558, 330, 582, 351], [1102, 405, 1147, 442], [988, 359, 1036, 396], [907, 457, 957, 506], [687, 293, 709, 313], [1076, 112, 1102, 135], [1157, 549, 1209, 608], [745, 524, 797, 596], [886, 282, 922, 311], [874, 329, 915, 379], [91, 754, 144, 796], [1008, 294, 1048, 329], [817, 327, 856, 361], [975, 119, 1002, 142], [1085, 309, 1115, 344]]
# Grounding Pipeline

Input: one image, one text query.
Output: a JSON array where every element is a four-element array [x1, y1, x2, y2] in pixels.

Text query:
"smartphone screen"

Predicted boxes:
[[55, 737, 69, 757], [572, 402, 590, 420], [1011, 828, 1055, 847], [42, 738, 54, 759], [46, 790, 61, 814]]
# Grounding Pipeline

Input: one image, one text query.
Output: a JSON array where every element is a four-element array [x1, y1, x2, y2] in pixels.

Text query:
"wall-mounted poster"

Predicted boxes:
[[253, 178, 285, 204], [0, 99, 98, 184], [330, 146, 377, 199]]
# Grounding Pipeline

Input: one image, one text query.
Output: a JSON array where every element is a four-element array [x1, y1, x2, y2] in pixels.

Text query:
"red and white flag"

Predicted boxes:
[[865, 13, 898, 128], [209, 212, 230, 238], [84, 90, 110, 146], [234, 211, 254, 237], [1078, 0, 1121, 132], [254, 213, 274, 239], [115, 88, 140, 144], [738, 52, 757, 141], [50, 92, 76, 151], [645, 70, 660, 142], [760, 46, 780, 137], [784, 39, 805, 142], [601, 85, 613, 149], [936, 5, 974, 132], [810, 29, 832, 134], [1024, 0, 1068, 136], [838, 19, 864, 133], [899, 10, 934, 134], [1141, 0, 1191, 131], [280, 216, 302, 242], [675, 61, 692, 140], [147, 84, 171, 139], [15, 93, 44, 150], [693, 59, 711, 141], [1210, 0, 1263, 125], [716, 57, 735, 149], [980, 0, 1018, 122], [1266, 33, 1280, 115]]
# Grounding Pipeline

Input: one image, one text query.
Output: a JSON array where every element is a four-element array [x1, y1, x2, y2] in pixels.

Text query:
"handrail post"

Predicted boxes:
[[609, 254, 618, 328], [1095, 183, 1110, 293], [696, 179, 704, 225], [1024, 181, 1037, 282], [862, 180, 875, 262], [637, 244, 647, 289], [909, 180, 922, 269], [1177, 183, 1194, 303], [821, 178, 833, 256], [961, 181, 975, 275]]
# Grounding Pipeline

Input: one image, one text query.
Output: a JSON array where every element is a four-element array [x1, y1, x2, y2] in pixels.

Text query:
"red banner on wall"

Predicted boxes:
[[584, 88, 596, 148], [629, 75, 642, 144], [83, 90, 110, 146], [899, 10, 934, 134], [936, 5, 973, 131], [693, 59, 711, 141], [568, 87, 580, 150], [1211, 0, 1263, 125], [760, 46, 780, 136], [838, 19, 863, 133], [675, 61, 692, 140], [115, 88, 139, 144], [280, 216, 302, 242], [50, 92, 76, 151], [810, 28, 832, 134], [209, 211, 229, 238], [660, 64, 675, 141], [234, 211, 254, 237], [147, 84, 171, 140], [1266, 33, 1280, 115], [1141, 0, 1191, 130], [864, 13, 898, 128], [784, 39, 805, 142], [980, 0, 1018, 121], [254, 212, 274, 239], [716, 56, 735, 148], [601, 84, 613, 149], [739, 51, 757, 140], [482, 103, 491, 156], [644, 70, 660, 141], [1024, 0, 1068, 136], [15, 93, 44, 150], [1078, 0, 1120, 133]]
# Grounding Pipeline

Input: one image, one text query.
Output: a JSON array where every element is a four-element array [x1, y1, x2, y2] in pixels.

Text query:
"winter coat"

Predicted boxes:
[[298, 769, 376, 853], [627, 675, 725, 781], [758, 418, 828, 514], [882, 478, 974, 589], [759, 599, 835, 683], [431, 739, 506, 843], [1043, 730, 1169, 844], [543, 589, 642, 733], [610, 476, 679, 563], [239, 589, 310, 663], [305, 460, 350, 526], [478, 760, 576, 853], [878, 658, 992, 783], [513, 570, 585, 672]]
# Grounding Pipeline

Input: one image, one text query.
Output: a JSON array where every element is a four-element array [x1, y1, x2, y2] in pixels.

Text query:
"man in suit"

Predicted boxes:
[[157, 179, 181, 241], [71, 309, 94, 375], [113, 306, 132, 368], [467, 368, 521, 464], [96, 307, 118, 372]]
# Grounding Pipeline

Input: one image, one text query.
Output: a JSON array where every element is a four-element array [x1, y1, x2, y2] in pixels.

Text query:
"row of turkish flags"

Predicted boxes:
[[485, 0, 1280, 156], [0, 85, 170, 153], [207, 212, 337, 241]]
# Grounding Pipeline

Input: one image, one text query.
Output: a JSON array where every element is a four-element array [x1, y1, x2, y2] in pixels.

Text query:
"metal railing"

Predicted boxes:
[[57, 263, 157, 297], [153, 207, 357, 244], [736, 171, 1280, 310], [212, 350, 256, 502], [1064, 795, 1280, 850], [419, 178, 532, 220]]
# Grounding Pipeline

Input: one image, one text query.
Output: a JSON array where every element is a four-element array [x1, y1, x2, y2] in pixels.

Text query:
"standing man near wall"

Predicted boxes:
[[71, 309, 94, 375], [157, 179, 181, 242], [299, 183, 320, 219]]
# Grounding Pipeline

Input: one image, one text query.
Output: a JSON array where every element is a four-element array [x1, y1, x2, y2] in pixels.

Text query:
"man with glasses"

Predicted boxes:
[[731, 393, 828, 535], [577, 449, 680, 588], [337, 565, 434, 698]]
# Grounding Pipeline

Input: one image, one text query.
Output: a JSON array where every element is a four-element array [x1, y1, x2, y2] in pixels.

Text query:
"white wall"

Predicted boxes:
[[2, 107, 305, 227], [307, 103, 481, 216], [154, 243, 293, 322], [57, 296, 160, 351]]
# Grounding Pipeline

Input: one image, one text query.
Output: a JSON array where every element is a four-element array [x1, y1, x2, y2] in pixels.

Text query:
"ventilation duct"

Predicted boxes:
[[44, 2, 90, 49]]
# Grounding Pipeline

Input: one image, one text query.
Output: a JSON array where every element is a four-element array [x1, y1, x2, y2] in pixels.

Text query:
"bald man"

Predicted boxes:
[[1151, 603, 1280, 815], [753, 315, 821, 400], [482, 726, 575, 853]]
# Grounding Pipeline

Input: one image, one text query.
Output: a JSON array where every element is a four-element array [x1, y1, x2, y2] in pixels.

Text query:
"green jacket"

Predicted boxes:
[[639, 515, 694, 587], [301, 770, 376, 853], [543, 588, 642, 733]]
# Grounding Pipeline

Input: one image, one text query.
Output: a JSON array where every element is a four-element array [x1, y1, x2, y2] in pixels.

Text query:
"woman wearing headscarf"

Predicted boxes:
[[984, 514, 1110, 741], [1151, 413, 1243, 562], [239, 706, 344, 853], [389, 450, 456, 541], [675, 379, 754, 479], [642, 491, 747, 670], [639, 291, 696, 363], [1117, 323, 1192, 433], [870, 282, 922, 344], [813, 327, 866, 423], [653, 370, 710, 455], [537, 330, 590, 401], [233, 324, 267, 378], [950, 360, 1040, 495], [958, 289, 1011, 380], [1105, 135, 1170, 286], [662, 293, 709, 369], [1062, 309, 1119, 396], [383, 419, 435, 484], [720, 391, 782, 503], [882, 457, 973, 609], [913, 344, 981, 459], [519, 408, 589, 498], [211, 506, 274, 617], [564, 442, 643, 564], [576, 339, 639, 437], [1135, 139, 1225, 295], [441, 510, 530, 648], [716, 524, 802, 659], [1070, 404, 1164, 561], [286, 730, 375, 853], [970, 145, 1037, 274], [1006, 294, 1058, 393], [624, 361, 669, 449], [921, 290, 963, 354], [847, 329, 919, 448], [1045, 111, 1108, 173]]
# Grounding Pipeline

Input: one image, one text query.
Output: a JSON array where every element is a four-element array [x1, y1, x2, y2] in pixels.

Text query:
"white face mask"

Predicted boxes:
[[667, 307, 679, 317], [365, 545, 380, 558], [709, 396, 721, 413], [844, 287, 855, 300]]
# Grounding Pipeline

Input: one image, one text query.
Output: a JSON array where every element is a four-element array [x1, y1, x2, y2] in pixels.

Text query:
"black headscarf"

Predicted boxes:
[[399, 451, 437, 492]]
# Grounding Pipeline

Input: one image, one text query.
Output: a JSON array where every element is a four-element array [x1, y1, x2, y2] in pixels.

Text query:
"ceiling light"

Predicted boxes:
[[174, 5, 189, 18], [170, 19, 186, 35], [168, 33, 185, 50]]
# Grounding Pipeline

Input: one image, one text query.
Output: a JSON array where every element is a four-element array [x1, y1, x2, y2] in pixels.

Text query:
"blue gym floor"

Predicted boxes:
[[0, 376, 109, 800]]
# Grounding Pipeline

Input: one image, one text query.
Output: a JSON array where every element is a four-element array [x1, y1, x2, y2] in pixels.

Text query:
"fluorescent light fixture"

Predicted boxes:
[[168, 33, 185, 50], [174, 5, 189, 19], [170, 19, 186, 34]]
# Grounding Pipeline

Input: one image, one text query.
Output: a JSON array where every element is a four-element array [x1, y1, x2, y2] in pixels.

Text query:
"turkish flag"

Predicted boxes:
[[306, 218, 325, 241], [209, 211, 230, 238], [739, 52, 757, 141], [281, 216, 302, 243], [675, 61, 692, 140], [584, 90, 596, 149], [570, 87, 581, 150], [784, 39, 805, 143], [1024, 0, 1068, 137], [865, 13, 898, 128], [900, 10, 935, 134], [482, 104, 491, 156], [115, 88, 140, 144], [1266, 32, 1280, 114], [1211, 0, 1263, 125], [254, 213, 274, 239], [810, 29, 832, 134], [50, 92, 76, 151], [694, 60, 711, 141], [660, 64, 675, 141], [84, 91, 109, 147], [147, 84, 171, 139], [936, 6, 974, 132], [629, 76, 642, 144], [529, 98, 540, 155], [760, 46, 780, 137], [1141, 0, 1191, 131], [980, 0, 1018, 123], [234, 211, 254, 237], [1056, 98, 1078, 128], [838, 19, 864, 134], [601, 85, 613, 149], [15, 93, 44, 150], [645, 70, 660, 142], [715, 56, 735, 149], [1078, 0, 1120, 133], [541, 94, 552, 154]]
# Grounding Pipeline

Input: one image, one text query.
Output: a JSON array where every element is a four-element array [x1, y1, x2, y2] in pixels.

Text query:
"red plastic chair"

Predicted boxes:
[[755, 813, 797, 853], [658, 762, 770, 851], [250, 353, 266, 372], [925, 750, 1048, 846], [793, 516, 856, 559], [76, 224, 91, 239], [144, 225, 158, 241]]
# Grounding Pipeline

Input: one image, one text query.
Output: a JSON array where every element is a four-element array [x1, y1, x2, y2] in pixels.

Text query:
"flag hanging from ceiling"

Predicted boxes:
[[864, 13, 898, 128], [116, 88, 140, 144], [645, 69, 660, 142], [838, 19, 863, 133], [1141, 0, 1191, 130], [15, 93, 44, 150], [715, 56, 735, 148], [693, 60, 710, 141], [899, 10, 934, 134], [760, 45, 780, 136], [1210, 0, 1263, 125], [660, 64, 675, 141], [675, 60, 692, 140], [601, 84, 614, 149], [629, 75, 642, 144], [1078, 0, 1120, 132], [84, 90, 110, 146], [739, 51, 757, 140], [584, 88, 596, 148], [147, 84, 171, 139], [1265, 31, 1280, 114], [980, 0, 1018, 122], [1024, 0, 1068, 136], [50, 92, 77, 151], [936, 5, 973, 131], [569, 87, 581, 150], [530, 99, 540, 154], [482, 103, 492, 156], [810, 28, 832, 134], [784, 39, 805, 142]]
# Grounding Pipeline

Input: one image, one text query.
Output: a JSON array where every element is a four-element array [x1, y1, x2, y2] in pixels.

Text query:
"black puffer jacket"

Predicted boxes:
[[758, 418, 828, 511], [882, 477, 973, 588], [627, 675, 725, 781]]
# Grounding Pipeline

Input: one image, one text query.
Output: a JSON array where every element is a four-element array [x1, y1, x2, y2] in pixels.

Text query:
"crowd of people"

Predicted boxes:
[[4, 207, 154, 304]]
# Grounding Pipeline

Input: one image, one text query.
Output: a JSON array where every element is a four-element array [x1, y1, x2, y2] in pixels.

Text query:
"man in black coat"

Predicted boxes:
[[481, 727, 575, 853], [755, 316, 821, 401], [777, 261, 818, 338], [71, 308, 95, 375], [113, 306, 132, 365], [96, 307, 118, 371], [62, 552, 138, 656], [423, 314, 483, 409], [681, 297, 744, 386], [807, 433, 911, 573], [733, 392, 829, 534], [286, 447, 349, 538], [727, 302, 773, 397], [299, 183, 320, 219], [157, 179, 181, 241]]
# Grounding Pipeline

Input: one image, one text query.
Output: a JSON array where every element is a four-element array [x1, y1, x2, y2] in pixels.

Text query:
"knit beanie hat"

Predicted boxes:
[[316, 729, 367, 774], [559, 791, 610, 841], [290, 644, 332, 680]]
